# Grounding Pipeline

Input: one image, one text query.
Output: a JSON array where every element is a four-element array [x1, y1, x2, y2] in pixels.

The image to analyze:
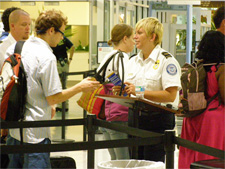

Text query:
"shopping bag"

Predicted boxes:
[[77, 84, 105, 119]]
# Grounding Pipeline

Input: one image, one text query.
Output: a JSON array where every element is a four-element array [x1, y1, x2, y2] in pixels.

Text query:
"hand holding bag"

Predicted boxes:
[[77, 51, 125, 119]]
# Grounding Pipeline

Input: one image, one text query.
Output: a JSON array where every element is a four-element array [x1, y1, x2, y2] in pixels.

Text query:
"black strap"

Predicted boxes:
[[14, 41, 25, 54], [95, 51, 120, 83], [14, 41, 26, 146], [208, 92, 221, 111], [95, 51, 125, 96], [118, 52, 124, 96]]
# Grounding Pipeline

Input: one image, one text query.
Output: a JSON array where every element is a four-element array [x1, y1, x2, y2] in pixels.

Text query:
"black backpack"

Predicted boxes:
[[0, 41, 27, 122]]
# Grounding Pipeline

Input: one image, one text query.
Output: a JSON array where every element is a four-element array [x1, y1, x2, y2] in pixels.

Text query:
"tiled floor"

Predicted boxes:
[[50, 82, 179, 169]]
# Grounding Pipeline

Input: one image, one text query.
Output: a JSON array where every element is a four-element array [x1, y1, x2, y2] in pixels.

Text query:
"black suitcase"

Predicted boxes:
[[50, 156, 76, 169], [0, 136, 9, 168]]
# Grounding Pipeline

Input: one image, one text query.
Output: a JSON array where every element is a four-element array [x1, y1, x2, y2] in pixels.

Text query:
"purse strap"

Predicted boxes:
[[118, 52, 125, 96], [95, 50, 125, 96], [95, 51, 120, 83]]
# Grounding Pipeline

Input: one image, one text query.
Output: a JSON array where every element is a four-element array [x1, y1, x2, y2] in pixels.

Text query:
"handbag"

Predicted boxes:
[[77, 51, 125, 119], [77, 84, 105, 119], [95, 50, 125, 95]]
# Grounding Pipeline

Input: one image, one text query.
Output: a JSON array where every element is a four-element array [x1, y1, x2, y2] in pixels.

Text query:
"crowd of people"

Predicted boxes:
[[0, 5, 224, 169]]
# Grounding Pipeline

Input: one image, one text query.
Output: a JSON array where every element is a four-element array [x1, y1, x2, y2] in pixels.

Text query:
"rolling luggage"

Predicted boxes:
[[0, 136, 9, 168], [50, 156, 76, 169]]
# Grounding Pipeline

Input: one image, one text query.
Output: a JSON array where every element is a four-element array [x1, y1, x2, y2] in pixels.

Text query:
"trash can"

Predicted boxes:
[[98, 160, 165, 169]]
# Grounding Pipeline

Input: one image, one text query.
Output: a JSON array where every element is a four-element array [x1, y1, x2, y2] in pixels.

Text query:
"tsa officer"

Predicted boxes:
[[123, 17, 181, 162]]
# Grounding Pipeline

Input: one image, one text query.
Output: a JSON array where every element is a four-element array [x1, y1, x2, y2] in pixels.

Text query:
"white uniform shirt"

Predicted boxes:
[[6, 37, 62, 143], [0, 34, 16, 69], [126, 45, 181, 108], [97, 50, 129, 80]]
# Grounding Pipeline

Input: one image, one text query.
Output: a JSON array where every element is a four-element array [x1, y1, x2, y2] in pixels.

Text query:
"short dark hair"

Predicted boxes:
[[1, 7, 20, 32], [213, 6, 225, 29], [195, 30, 225, 69]]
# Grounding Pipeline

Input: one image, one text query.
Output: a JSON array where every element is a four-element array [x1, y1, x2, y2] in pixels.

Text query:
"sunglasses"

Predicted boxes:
[[56, 28, 64, 36]]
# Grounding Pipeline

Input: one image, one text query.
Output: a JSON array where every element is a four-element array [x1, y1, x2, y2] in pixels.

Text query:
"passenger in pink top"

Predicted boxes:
[[179, 30, 225, 168], [97, 23, 135, 160]]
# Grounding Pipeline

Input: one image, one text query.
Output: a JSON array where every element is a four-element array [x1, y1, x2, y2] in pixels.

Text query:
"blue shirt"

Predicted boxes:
[[0, 32, 9, 41]]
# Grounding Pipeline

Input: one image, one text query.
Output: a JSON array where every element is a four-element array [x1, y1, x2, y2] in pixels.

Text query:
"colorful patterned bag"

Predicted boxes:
[[77, 84, 105, 119]]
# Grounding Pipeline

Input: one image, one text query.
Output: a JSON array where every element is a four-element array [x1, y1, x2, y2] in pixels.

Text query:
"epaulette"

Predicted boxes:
[[162, 52, 172, 59]]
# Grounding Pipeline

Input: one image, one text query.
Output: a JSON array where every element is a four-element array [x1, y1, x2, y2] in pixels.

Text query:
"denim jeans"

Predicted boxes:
[[7, 135, 51, 169], [100, 121, 130, 160]]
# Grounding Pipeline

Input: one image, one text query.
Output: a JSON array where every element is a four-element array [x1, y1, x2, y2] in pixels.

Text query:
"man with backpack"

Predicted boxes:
[[4, 9, 100, 168], [0, 9, 31, 139]]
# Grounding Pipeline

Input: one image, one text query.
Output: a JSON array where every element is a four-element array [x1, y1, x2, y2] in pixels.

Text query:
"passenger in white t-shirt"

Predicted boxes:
[[6, 9, 100, 169]]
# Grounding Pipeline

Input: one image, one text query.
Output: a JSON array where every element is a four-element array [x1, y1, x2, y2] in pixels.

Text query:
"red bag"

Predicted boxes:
[[77, 84, 105, 119]]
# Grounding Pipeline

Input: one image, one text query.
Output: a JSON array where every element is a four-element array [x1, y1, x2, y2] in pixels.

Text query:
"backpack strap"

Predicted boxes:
[[207, 92, 221, 111], [8, 41, 26, 67], [14, 41, 26, 147], [14, 41, 26, 54]]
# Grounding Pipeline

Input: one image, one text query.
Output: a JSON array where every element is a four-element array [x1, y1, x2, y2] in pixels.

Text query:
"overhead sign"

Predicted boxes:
[[167, 0, 201, 5]]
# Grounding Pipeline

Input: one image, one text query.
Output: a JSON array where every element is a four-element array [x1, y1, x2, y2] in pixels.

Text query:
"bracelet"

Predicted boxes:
[[136, 93, 144, 99]]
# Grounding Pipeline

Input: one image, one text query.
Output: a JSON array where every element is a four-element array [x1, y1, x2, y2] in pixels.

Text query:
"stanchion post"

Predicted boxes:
[[61, 72, 67, 139], [87, 114, 97, 169], [83, 72, 88, 141], [164, 130, 175, 169]]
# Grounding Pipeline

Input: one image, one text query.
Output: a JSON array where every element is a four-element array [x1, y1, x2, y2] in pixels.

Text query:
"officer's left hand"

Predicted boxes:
[[124, 81, 136, 96]]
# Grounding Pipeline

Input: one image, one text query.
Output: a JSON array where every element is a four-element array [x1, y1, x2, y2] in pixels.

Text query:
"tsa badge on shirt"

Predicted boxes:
[[153, 60, 160, 70], [166, 64, 177, 75]]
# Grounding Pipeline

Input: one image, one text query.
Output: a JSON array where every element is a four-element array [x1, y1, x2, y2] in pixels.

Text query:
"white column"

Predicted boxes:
[[97, 0, 104, 41], [186, 5, 193, 63]]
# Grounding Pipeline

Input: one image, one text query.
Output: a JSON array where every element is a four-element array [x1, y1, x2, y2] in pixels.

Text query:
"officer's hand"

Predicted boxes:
[[112, 86, 121, 95], [124, 81, 136, 96]]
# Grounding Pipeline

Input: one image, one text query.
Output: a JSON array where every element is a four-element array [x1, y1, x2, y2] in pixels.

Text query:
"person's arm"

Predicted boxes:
[[124, 81, 177, 102], [51, 105, 56, 119], [143, 86, 178, 102], [68, 45, 75, 64], [46, 78, 100, 106]]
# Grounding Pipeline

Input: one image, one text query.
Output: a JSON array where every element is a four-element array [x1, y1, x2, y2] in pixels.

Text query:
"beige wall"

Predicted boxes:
[[0, 1, 90, 81], [70, 26, 89, 48], [0, 1, 89, 25]]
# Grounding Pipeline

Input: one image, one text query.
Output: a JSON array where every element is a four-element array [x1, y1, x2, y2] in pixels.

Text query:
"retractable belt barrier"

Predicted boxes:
[[1, 70, 224, 169]]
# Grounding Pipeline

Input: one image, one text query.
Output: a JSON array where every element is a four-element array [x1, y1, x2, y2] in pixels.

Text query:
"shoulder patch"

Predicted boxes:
[[162, 52, 172, 59], [166, 64, 177, 75]]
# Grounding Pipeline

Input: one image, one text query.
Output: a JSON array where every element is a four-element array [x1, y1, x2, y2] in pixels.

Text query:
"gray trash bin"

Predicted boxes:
[[98, 160, 165, 169]]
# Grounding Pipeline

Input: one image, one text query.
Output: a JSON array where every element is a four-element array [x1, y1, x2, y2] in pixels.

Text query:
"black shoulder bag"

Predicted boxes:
[[95, 51, 125, 96]]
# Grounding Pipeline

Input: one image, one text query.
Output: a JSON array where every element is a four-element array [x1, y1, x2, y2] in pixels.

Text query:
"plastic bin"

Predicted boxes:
[[97, 160, 165, 169]]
